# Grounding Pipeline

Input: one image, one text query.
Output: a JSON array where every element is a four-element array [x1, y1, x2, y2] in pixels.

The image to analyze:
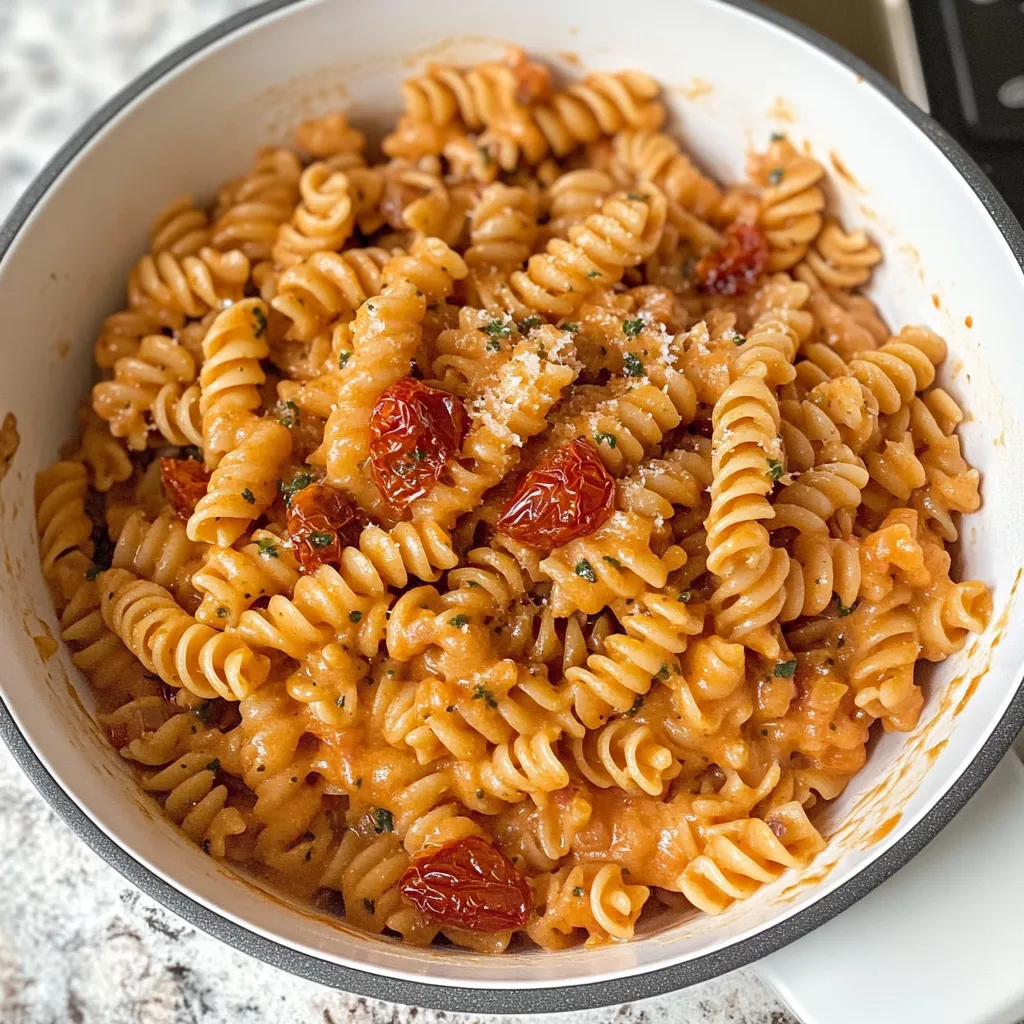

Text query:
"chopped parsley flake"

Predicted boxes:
[[603, 556, 622, 569], [731, 332, 746, 346], [372, 807, 394, 834], [677, 589, 692, 603], [362, 898, 376, 914], [837, 599, 858, 617], [561, 322, 580, 334], [622, 352, 645, 377], [520, 315, 542, 333], [472, 684, 498, 709], [572, 886, 585, 897], [774, 659, 798, 679], [483, 319, 511, 340], [338, 350, 352, 367], [349, 610, 362, 623], [587, 269, 601, 278], [252, 307, 267, 338], [593, 431, 617, 449], [85, 565, 102, 581], [656, 664, 670, 680], [767, 459, 784, 482], [205, 758, 221, 774], [181, 445, 202, 461], [409, 448, 426, 462], [279, 472, 316, 507], [486, 338, 502, 352], [768, 167, 784, 186], [216, 606, 228, 618], [256, 538, 279, 559], [240, 487, 256, 504], [309, 531, 333, 548], [449, 614, 469, 629], [475, 788, 485, 799], [625, 694, 644, 716], [276, 399, 299, 428], [770, 131, 786, 142], [574, 558, 597, 583], [622, 317, 644, 338], [336, 695, 346, 708], [193, 702, 213, 724]]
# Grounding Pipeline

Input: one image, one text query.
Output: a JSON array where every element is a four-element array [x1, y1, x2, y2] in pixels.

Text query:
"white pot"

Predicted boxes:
[[2, 0, 1023, 1015]]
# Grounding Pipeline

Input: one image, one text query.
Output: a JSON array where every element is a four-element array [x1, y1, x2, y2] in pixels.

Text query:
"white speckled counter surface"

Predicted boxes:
[[0, 2, 791, 1020]]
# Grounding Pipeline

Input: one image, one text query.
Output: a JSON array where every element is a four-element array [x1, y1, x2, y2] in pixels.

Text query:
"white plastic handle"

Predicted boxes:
[[759, 752, 1024, 1024]]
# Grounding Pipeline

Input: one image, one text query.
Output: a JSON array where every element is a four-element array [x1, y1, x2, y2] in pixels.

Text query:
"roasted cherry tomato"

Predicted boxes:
[[287, 482, 363, 573], [160, 457, 210, 520], [696, 222, 768, 296], [496, 438, 615, 549], [399, 834, 531, 932], [368, 378, 468, 513]]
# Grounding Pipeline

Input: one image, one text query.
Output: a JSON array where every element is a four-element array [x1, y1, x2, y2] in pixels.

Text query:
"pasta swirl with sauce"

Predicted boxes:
[[36, 52, 990, 953]]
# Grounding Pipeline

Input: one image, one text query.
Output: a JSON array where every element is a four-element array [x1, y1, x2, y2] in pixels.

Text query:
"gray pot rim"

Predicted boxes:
[[2, 0, 1023, 1013]]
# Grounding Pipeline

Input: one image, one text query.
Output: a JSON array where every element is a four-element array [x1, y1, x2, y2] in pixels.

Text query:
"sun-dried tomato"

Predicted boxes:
[[696, 223, 768, 297], [399, 834, 531, 932], [106, 722, 132, 750], [368, 378, 468, 513], [496, 438, 615, 549], [160, 457, 210, 520], [287, 482, 363, 573]]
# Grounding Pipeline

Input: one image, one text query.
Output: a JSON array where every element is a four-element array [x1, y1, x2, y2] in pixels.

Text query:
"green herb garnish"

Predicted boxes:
[[279, 472, 316, 507], [622, 352, 645, 377], [774, 659, 798, 679], [767, 459, 784, 482], [593, 431, 617, 449], [240, 487, 256, 504], [483, 319, 511, 340], [622, 317, 644, 338], [575, 558, 597, 583], [372, 807, 394, 834], [276, 400, 298, 428], [472, 684, 498, 709]]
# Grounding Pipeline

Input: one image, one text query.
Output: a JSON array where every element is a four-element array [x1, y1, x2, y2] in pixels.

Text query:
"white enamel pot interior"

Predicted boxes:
[[2, 0, 1024, 1013]]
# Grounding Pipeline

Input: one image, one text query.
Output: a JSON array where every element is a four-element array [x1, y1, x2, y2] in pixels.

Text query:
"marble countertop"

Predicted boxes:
[[0, 2, 784, 1021]]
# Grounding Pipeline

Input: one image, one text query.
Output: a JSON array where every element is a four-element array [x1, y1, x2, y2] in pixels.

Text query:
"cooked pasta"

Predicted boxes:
[[38, 51, 989, 954]]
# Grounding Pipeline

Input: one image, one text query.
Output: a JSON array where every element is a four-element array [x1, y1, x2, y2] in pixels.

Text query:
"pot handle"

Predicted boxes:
[[759, 751, 1024, 1024]]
